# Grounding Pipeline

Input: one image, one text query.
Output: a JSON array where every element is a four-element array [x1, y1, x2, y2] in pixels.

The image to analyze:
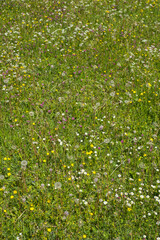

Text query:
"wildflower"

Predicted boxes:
[[94, 178, 98, 183], [30, 207, 34, 211], [128, 208, 132, 211], [104, 138, 111, 143], [64, 211, 69, 216], [99, 125, 103, 130], [47, 228, 51, 232], [10, 195, 14, 199], [29, 112, 34, 116], [21, 160, 28, 166], [13, 190, 17, 194], [7, 173, 11, 176], [0, 175, 4, 180], [83, 235, 87, 239], [54, 182, 62, 189]]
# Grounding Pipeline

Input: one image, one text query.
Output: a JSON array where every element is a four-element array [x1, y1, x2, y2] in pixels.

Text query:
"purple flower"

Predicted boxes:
[[99, 125, 103, 130], [121, 140, 124, 143], [64, 211, 69, 216]]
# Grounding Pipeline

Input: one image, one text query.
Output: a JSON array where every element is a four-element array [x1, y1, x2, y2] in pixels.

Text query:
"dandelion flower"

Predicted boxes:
[[29, 112, 34, 116], [21, 160, 28, 166], [54, 182, 62, 189], [0, 175, 4, 180]]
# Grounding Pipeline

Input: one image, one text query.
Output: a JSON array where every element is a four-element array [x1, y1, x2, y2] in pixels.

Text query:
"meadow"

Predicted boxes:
[[0, 0, 160, 239]]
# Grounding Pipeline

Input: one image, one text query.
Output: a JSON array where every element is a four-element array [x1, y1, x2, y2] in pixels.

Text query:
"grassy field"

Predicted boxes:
[[0, 0, 160, 239]]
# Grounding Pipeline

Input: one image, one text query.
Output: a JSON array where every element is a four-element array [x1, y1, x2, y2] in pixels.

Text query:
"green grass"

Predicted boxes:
[[0, 0, 160, 239]]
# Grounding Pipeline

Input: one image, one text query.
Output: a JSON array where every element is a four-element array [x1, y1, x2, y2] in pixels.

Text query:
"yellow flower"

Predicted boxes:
[[43, 160, 46, 163], [128, 208, 132, 211], [30, 207, 34, 211], [83, 235, 87, 239], [33, 122, 35, 125], [4, 157, 7, 160], [10, 195, 14, 199], [15, 119, 17, 122], [51, 150, 54, 153], [138, 179, 141, 182], [7, 168, 10, 171], [90, 144, 94, 148], [68, 177, 71, 181], [47, 152, 49, 155], [92, 171, 96, 174], [7, 173, 11, 176], [47, 228, 51, 232], [13, 190, 17, 194], [4, 210, 6, 212]]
